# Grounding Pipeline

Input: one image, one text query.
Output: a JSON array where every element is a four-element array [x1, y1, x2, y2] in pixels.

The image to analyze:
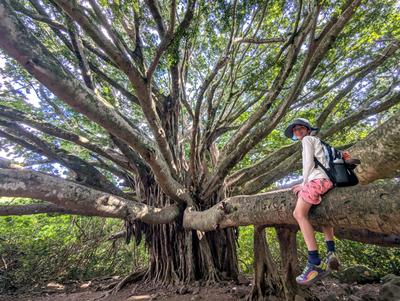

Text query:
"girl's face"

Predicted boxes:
[[292, 125, 310, 140]]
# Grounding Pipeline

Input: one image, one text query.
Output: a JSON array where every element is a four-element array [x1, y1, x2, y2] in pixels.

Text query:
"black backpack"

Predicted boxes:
[[314, 140, 359, 187]]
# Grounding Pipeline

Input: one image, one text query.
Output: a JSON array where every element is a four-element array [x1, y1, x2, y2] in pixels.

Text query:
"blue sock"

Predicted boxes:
[[326, 240, 335, 252], [308, 250, 321, 266]]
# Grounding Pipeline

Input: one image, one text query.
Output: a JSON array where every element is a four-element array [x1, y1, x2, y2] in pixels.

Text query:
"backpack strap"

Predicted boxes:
[[319, 140, 335, 170], [314, 157, 337, 187]]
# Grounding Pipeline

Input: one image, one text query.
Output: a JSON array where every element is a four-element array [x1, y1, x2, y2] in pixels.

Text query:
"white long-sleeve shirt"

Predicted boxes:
[[301, 136, 330, 184]]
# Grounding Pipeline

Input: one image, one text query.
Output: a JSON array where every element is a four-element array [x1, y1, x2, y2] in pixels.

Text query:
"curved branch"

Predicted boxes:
[[0, 119, 124, 196], [334, 228, 400, 247], [0, 104, 133, 172], [321, 91, 400, 138], [315, 42, 399, 128], [12, 1, 67, 31]]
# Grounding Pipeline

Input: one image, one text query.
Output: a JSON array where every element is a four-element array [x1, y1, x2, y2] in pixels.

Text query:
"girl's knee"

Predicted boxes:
[[293, 208, 308, 221], [293, 209, 306, 221]]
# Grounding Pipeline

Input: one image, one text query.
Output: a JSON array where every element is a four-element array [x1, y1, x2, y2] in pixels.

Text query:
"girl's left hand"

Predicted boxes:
[[291, 184, 302, 194]]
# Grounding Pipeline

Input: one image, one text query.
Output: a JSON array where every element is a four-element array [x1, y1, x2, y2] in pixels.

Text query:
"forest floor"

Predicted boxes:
[[0, 274, 382, 301]]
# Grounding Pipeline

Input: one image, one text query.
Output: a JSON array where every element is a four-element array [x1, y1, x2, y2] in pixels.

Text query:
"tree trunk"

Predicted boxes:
[[247, 226, 285, 301], [276, 227, 317, 301], [129, 180, 239, 286]]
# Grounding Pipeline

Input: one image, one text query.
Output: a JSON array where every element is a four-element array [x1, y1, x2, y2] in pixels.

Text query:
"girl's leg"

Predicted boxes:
[[322, 226, 334, 241], [322, 226, 340, 270], [322, 226, 336, 253], [293, 197, 317, 251], [293, 197, 330, 285]]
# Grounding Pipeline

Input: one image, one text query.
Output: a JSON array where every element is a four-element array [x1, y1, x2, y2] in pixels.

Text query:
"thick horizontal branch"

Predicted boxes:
[[184, 183, 400, 235], [103, 226, 399, 247], [0, 168, 180, 224]]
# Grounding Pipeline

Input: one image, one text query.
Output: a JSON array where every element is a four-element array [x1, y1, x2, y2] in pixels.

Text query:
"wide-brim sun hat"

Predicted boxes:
[[284, 118, 319, 138]]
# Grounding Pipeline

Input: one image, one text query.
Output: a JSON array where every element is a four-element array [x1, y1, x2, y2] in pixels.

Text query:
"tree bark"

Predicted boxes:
[[0, 168, 180, 223], [275, 227, 317, 301], [276, 226, 300, 301], [246, 226, 285, 301], [350, 111, 400, 184], [184, 183, 400, 235]]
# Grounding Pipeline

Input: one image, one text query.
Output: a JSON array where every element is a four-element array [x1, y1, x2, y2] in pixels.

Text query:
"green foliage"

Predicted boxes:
[[237, 225, 400, 277], [0, 199, 148, 293], [334, 239, 400, 276], [237, 226, 254, 273]]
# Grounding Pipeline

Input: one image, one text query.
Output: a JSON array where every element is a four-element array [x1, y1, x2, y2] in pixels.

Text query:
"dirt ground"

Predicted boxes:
[[0, 274, 381, 301]]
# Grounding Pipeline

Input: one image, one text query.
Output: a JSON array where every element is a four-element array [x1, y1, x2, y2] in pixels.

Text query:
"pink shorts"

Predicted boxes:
[[297, 178, 334, 205]]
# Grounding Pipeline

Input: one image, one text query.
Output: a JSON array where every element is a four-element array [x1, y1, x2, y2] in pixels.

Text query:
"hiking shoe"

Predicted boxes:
[[296, 262, 330, 286], [326, 251, 340, 271]]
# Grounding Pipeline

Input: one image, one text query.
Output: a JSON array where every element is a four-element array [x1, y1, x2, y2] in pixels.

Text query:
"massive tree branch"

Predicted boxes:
[[184, 182, 400, 235], [0, 168, 180, 224], [349, 110, 400, 184]]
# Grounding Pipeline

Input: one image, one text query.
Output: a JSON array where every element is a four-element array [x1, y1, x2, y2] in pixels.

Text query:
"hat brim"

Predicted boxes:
[[284, 123, 319, 138]]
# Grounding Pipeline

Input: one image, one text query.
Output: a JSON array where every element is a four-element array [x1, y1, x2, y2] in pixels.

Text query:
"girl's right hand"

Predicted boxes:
[[342, 151, 351, 160]]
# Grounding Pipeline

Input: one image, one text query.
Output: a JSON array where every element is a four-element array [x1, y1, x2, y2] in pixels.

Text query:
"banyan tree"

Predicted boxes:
[[0, 0, 399, 300]]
